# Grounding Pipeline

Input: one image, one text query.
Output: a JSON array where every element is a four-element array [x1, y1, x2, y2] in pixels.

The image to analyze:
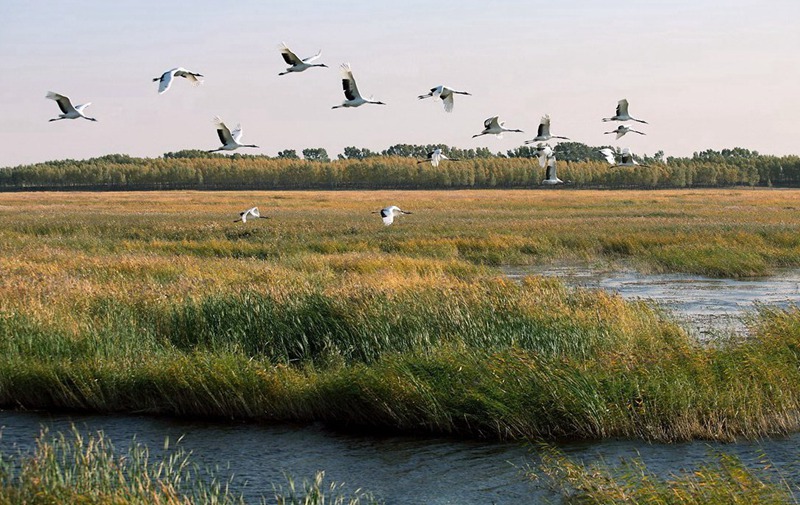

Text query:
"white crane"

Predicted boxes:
[[472, 116, 523, 138], [534, 143, 554, 168], [46, 92, 97, 122], [599, 147, 647, 167], [235, 207, 268, 223], [541, 155, 563, 185], [373, 205, 412, 226], [602, 98, 648, 123], [417, 85, 471, 113], [208, 117, 259, 153], [153, 67, 203, 94], [524, 114, 569, 144], [332, 63, 385, 108], [536, 143, 555, 168], [278, 43, 327, 75], [417, 148, 458, 167], [604, 124, 646, 139], [599, 148, 618, 165]]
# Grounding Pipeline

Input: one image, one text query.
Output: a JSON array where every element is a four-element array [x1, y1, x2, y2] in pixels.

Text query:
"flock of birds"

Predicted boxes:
[[46, 43, 651, 225]]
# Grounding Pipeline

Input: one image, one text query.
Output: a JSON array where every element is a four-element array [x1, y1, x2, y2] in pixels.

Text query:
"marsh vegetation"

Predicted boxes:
[[1, 189, 800, 442], [0, 427, 380, 504]]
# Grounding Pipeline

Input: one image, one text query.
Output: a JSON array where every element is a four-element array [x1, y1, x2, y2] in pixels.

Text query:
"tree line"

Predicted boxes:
[[1, 143, 798, 190]]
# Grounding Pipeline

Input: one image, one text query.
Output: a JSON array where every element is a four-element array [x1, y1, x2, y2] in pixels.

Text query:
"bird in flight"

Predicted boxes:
[[208, 117, 259, 153], [599, 147, 647, 167], [46, 92, 97, 122], [602, 98, 648, 123], [417, 148, 458, 167], [604, 124, 646, 139], [153, 67, 203, 94], [541, 155, 563, 185], [235, 207, 269, 223], [524, 114, 569, 144], [472, 116, 523, 138], [417, 85, 471, 113], [533, 143, 554, 168], [373, 205, 411, 226], [278, 43, 327, 75], [332, 63, 386, 108]]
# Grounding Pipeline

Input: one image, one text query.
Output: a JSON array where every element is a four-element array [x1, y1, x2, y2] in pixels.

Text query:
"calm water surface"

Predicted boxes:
[[505, 265, 800, 336]]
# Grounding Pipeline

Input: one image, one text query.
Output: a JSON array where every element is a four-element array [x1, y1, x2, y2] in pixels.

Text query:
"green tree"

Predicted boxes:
[[339, 146, 378, 160], [506, 146, 538, 158], [302, 148, 330, 162]]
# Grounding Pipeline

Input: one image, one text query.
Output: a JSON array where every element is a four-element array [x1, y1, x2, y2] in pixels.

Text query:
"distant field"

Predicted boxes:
[[1, 188, 800, 441], [1, 188, 799, 278]]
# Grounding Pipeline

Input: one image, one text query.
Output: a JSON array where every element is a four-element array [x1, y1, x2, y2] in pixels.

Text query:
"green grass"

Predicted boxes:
[[0, 427, 244, 504], [2, 190, 800, 441]]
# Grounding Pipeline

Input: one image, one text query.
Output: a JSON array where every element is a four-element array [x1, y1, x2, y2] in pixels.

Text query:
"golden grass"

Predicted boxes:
[[2, 189, 800, 441]]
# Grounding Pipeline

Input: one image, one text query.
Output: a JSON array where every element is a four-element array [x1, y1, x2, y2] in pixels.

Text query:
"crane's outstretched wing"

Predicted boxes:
[[340, 63, 360, 101], [213, 116, 234, 145], [302, 49, 323, 63], [46, 91, 74, 114], [280, 43, 303, 65], [616, 99, 629, 117]]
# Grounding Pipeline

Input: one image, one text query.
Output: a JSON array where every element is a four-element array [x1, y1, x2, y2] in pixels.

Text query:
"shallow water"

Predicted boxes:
[[505, 265, 800, 336], [2, 410, 800, 504]]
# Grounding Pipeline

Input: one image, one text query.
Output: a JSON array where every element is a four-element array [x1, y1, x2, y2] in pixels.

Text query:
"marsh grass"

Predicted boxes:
[[0, 428, 382, 505], [0, 426, 244, 504], [533, 446, 798, 504], [273, 471, 381, 505], [2, 190, 800, 441]]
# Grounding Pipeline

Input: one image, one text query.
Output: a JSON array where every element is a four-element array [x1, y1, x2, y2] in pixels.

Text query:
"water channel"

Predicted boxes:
[[2, 410, 800, 504], [3, 268, 800, 503]]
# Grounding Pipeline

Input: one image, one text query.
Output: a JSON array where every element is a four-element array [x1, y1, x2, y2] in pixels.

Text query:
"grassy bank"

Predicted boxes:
[[1, 189, 800, 441]]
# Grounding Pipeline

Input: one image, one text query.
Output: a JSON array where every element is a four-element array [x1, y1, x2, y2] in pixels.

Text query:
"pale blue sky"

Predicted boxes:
[[1, 0, 798, 166]]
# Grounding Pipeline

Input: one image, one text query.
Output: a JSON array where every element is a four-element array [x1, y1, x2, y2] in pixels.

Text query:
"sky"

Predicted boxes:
[[1, 0, 799, 167]]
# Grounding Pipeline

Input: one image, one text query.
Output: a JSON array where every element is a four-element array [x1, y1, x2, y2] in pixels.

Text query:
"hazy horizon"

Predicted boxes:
[[1, 0, 798, 167]]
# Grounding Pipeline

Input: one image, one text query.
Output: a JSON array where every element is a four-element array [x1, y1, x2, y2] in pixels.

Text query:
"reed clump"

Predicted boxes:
[[533, 446, 798, 504], [0, 428, 382, 504], [0, 427, 245, 504]]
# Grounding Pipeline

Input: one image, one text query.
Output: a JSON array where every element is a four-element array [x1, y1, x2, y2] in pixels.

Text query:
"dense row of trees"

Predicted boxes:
[[2, 143, 798, 190]]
